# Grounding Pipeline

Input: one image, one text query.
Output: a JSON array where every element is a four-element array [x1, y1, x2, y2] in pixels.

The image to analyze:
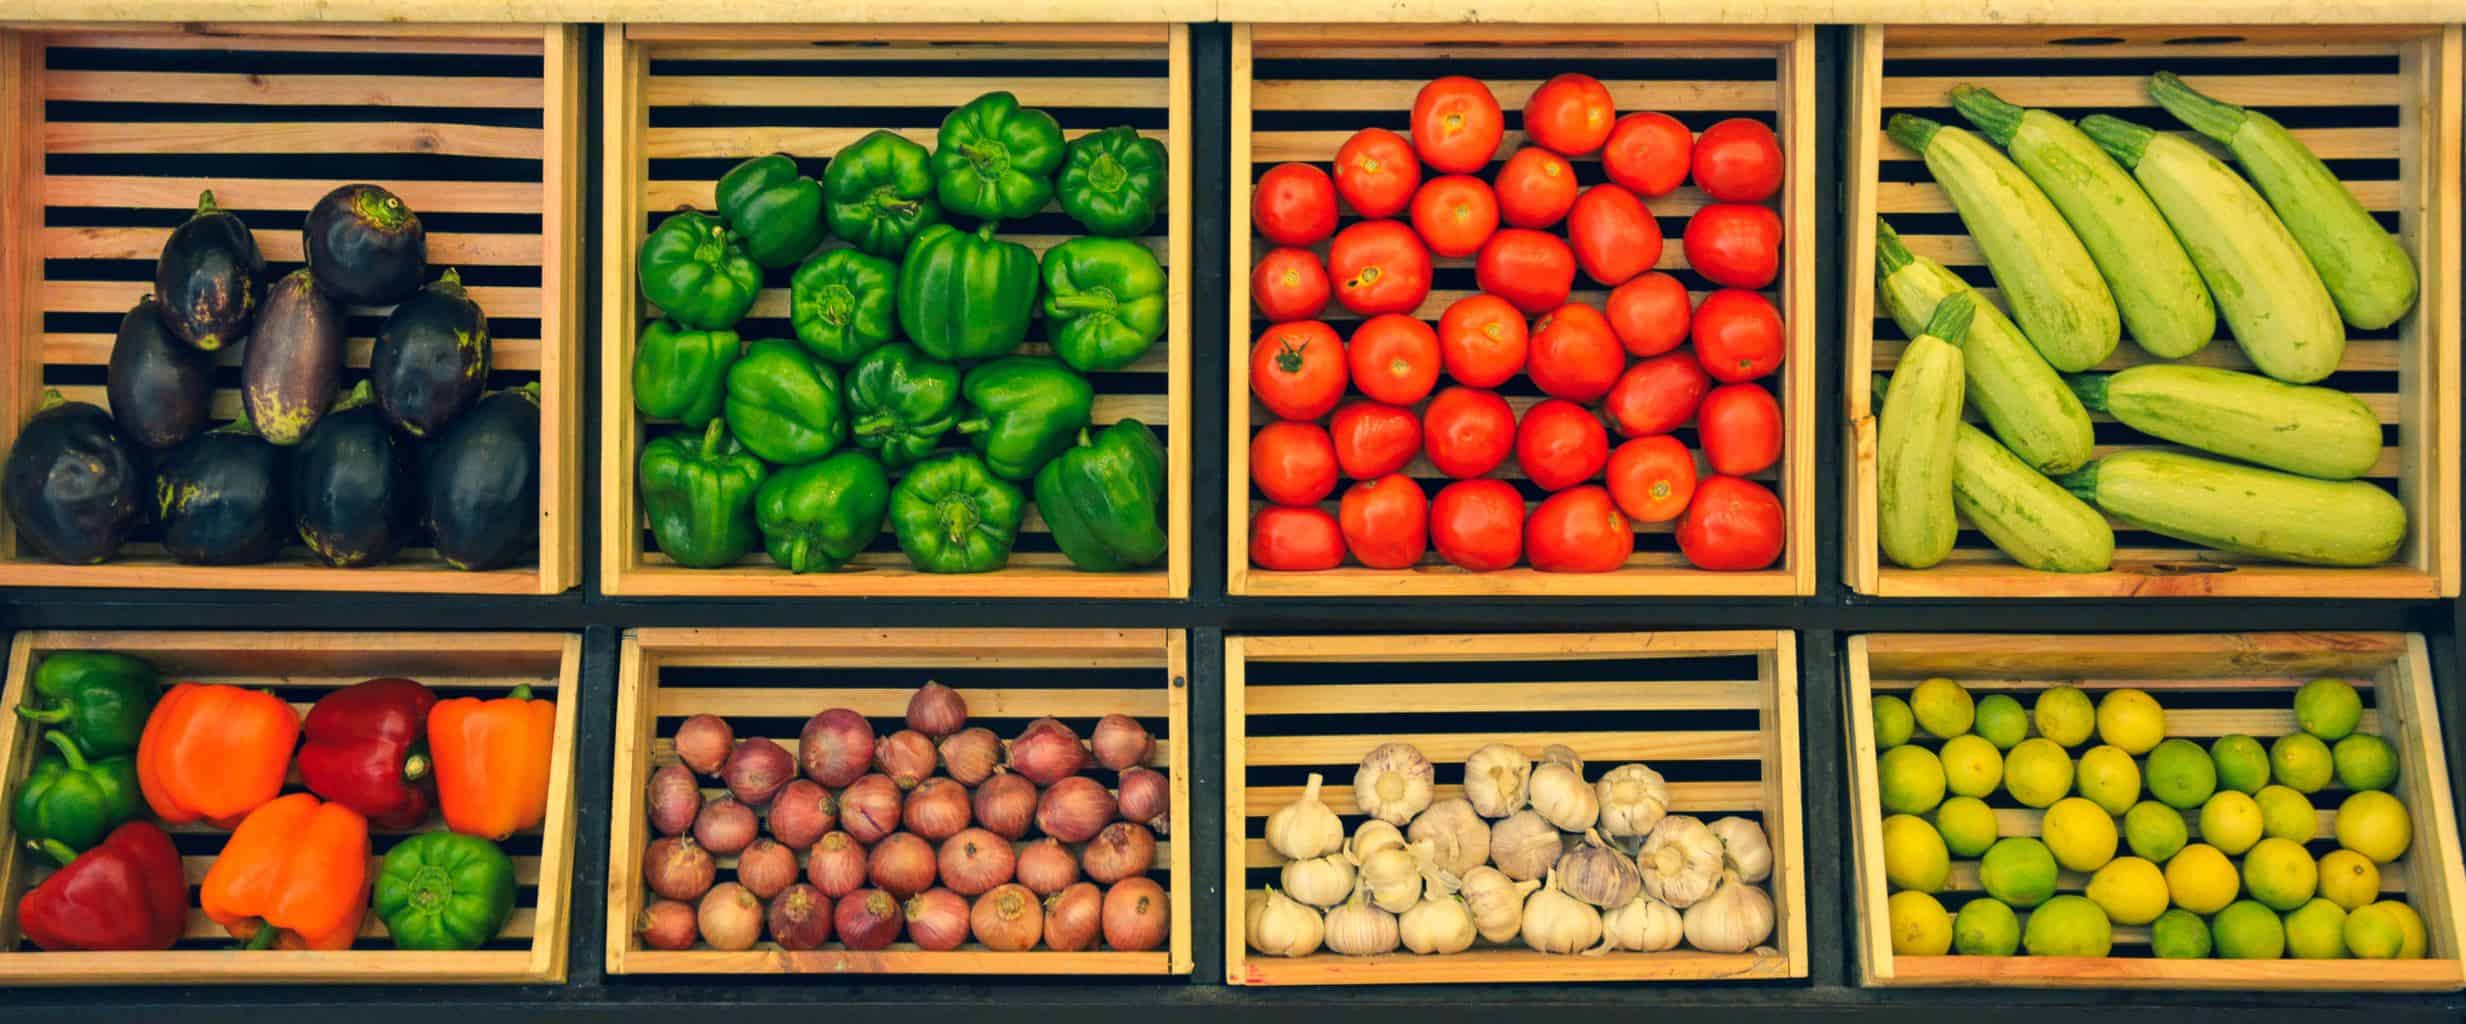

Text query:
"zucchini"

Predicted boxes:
[[2072, 364, 2381, 480], [2080, 114, 2345, 384], [1878, 295, 1973, 569], [2150, 72, 2417, 330], [1886, 114, 2119, 372], [1877, 218, 2094, 474], [2059, 449, 2404, 567], [1953, 422, 2114, 573], [1949, 86, 2216, 360]]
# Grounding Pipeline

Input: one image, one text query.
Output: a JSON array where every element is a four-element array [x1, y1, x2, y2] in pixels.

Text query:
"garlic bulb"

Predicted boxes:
[[1541, 743, 1583, 774], [1555, 828, 1644, 909], [1349, 819, 1406, 862], [1358, 839, 1430, 913], [1248, 886, 1325, 957], [1266, 772, 1345, 860], [1708, 816, 1773, 884], [1458, 866, 1540, 943], [1488, 810, 1564, 881], [1682, 869, 1775, 953], [1463, 743, 1532, 818], [1596, 763, 1671, 839], [1322, 883, 1401, 956], [1407, 797, 1489, 878], [1520, 868, 1603, 955], [1528, 759, 1598, 833], [1354, 742, 1435, 825], [1400, 894, 1478, 954], [1638, 815, 1723, 909], [1592, 894, 1684, 954], [1281, 852, 1355, 909]]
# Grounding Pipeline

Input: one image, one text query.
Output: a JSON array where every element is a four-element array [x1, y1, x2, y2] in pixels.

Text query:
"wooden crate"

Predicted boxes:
[[1843, 25, 2462, 599], [600, 25, 1192, 599], [1225, 25, 1818, 598], [0, 23, 585, 595], [0, 630, 582, 984], [1844, 632, 2466, 990], [607, 627, 1193, 975], [1225, 630, 1806, 985]]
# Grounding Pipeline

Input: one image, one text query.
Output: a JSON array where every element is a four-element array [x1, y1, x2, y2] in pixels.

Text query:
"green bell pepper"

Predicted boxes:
[[823, 130, 942, 259], [957, 356, 1094, 481], [1034, 420, 1168, 572], [639, 209, 762, 330], [373, 830, 517, 951], [716, 153, 826, 270], [639, 418, 767, 569], [891, 452, 1024, 573], [725, 339, 847, 466], [756, 449, 891, 573], [10, 731, 140, 855], [1058, 126, 1167, 237], [931, 91, 1067, 223], [898, 221, 1038, 363], [15, 651, 156, 758], [847, 343, 961, 470], [632, 319, 740, 430], [1041, 237, 1168, 373], [789, 249, 898, 365]]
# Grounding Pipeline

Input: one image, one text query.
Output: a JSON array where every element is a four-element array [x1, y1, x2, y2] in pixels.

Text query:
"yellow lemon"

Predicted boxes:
[[2333, 733, 2400, 792], [2383, 901, 2427, 959], [2271, 733, 2334, 794], [1889, 890, 1952, 955], [2335, 790, 2412, 864], [2316, 849, 2381, 911], [1873, 694, 1915, 750], [2165, 843, 2238, 915], [1952, 897, 2020, 955], [1979, 837, 2058, 908], [1880, 744, 1947, 815], [2042, 797, 2119, 873], [2200, 790, 2264, 855], [2084, 856, 2168, 926], [1883, 813, 1951, 893], [2074, 745, 2142, 816], [1910, 678, 1976, 740], [2034, 685, 2096, 747], [2283, 898, 2348, 960], [1940, 734, 2004, 799], [2095, 688, 2165, 755], [2254, 785, 2316, 843], [2240, 837, 2318, 911], [1934, 795, 1999, 858], [2022, 895, 2112, 957], [2344, 901, 2406, 959], [2003, 738, 2074, 809]]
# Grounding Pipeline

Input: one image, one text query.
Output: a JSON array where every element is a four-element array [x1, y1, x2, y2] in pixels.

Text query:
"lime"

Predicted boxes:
[[2335, 790, 2412, 864], [2085, 856, 2168, 926], [1953, 897, 2021, 956], [2333, 733, 2399, 792], [2043, 797, 2119, 873], [2210, 734, 2270, 795], [1911, 678, 1976, 740], [1889, 890, 1953, 955], [2096, 688, 2166, 755], [1874, 695, 1916, 750], [2317, 849, 2381, 911], [2241, 837, 2318, 911], [2294, 678, 2363, 741], [1884, 813, 1952, 893], [1974, 694, 2029, 750], [2283, 898, 2349, 959], [2075, 745, 2142, 816], [1880, 744, 1947, 815], [2383, 901, 2427, 959], [1940, 734, 2005, 799], [2199, 791, 2264, 855], [1934, 795, 1999, 858], [2145, 737, 2218, 809], [2034, 685, 2096, 748], [2165, 843, 2239, 915], [2211, 899, 2286, 959], [2150, 908, 2213, 959], [2254, 785, 2316, 843], [2022, 895, 2113, 957], [2125, 801, 2189, 862], [2003, 738, 2074, 809], [2344, 901, 2406, 959], [2270, 733, 2334, 794], [1979, 837, 2058, 909]]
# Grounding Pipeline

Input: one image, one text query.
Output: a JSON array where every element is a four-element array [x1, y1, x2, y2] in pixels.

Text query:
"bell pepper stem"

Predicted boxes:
[[40, 729, 91, 772], [242, 922, 280, 951], [699, 418, 731, 460], [974, 221, 1003, 243], [954, 417, 991, 436], [13, 702, 68, 725], [35, 388, 67, 414], [506, 684, 534, 702], [1047, 293, 1115, 314], [403, 749, 432, 785], [854, 413, 898, 439], [38, 838, 80, 869]]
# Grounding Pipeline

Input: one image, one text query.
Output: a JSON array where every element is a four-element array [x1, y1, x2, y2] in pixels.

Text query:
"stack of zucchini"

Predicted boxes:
[[1875, 73, 2416, 573]]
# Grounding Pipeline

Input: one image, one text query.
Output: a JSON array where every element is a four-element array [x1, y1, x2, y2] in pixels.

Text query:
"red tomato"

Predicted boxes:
[[1252, 505, 1345, 571], [1697, 383, 1782, 476], [1422, 386, 1516, 479], [1253, 163, 1338, 246], [1683, 203, 1783, 290], [1602, 352, 1710, 438], [1515, 398, 1610, 492], [1248, 320, 1348, 421], [1436, 294, 1528, 387], [1251, 247, 1331, 323], [1250, 420, 1339, 507], [1475, 229, 1577, 316], [1526, 486, 1634, 573], [1410, 175, 1500, 258], [1677, 475, 1785, 571], [1525, 303, 1623, 403], [1329, 400, 1422, 481], [1334, 127, 1421, 219], [1339, 474, 1429, 569], [1692, 289, 1785, 382], [1329, 220, 1434, 317], [1493, 147, 1578, 230], [1606, 436, 1697, 523], [1606, 271, 1690, 357], [1691, 117, 1784, 203], [1411, 76, 1505, 174], [1522, 73, 1616, 156], [1602, 112, 1692, 198], [1347, 314, 1441, 406], [1429, 479, 1525, 571], [1566, 184, 1663, 288]]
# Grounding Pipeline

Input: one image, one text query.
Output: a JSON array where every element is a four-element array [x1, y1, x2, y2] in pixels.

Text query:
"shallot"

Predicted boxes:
[[1116, 767, 1169, 833], [1092, 713, 1154, 772], [696, 883, 762, 951], [1016, 838, 1081, 895], [972, 883, 1044, 951], [869, 831, 937, 898], [644, 836, 716, 901], [906, 681, 968, 737], [1082, 821, 1157, 885], [1009, 718, 1089, 785], [1036, 776, 1118, 843], [835, 888, 901, 950], [904, 887, 971, 951], [638, 898, 697, 950], [875, 729, 937, 790], [974, 772, 1037, 839], [939, 728, 1002, 785], [940, 827, 1017, 896], [766, 779, 835, 849], [1044, 881, 1104, 951], [903, 777, 972, 840], [722, 738, 794, 805], [673, 714, 734, 776], [692, 795, 757, 855], [806, 831, 868, 898], [767, 883, 832, 950], [646, 764, 702, 837], [1102, 876, 1169, 952], [800, 708, 875, 787], [735, 838, 799, 900], [839, 774, 902, 843]]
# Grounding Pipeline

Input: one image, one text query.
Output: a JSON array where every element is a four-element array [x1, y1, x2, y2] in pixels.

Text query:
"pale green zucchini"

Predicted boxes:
[[1952, 422, 2114, 573], [2059, 449, 2404, 567], [1877, 217, 2094, 474], [1879, 296, 1973, 570], [2071, 364, 2382, 480]]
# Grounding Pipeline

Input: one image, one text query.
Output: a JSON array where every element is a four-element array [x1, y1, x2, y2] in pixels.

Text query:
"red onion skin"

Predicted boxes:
[[839, 774, 903, 843], [638, 899, 698, 950], [1036, 776, 1118, 843], [766, 779, 835, 849], [697, 883, 763, 951], [800, 708, 876, 788], [904, 887, 971, 951], [1082, 821, 1157, 885], [1116, 767, 1169, 834], [692, 796, 758, 855], [644, 836, 717, 901], [674, 714, 735, 776], [938, 728, 1002, 786], [1014, 838, 1081, 896], [648, 763, 703, 837], [1102, 877, 1169, 952], [868, 832, 937, 898], [906, 682, 968, 738], [806, 832, 868, 898], [722, 738, 795, 805], [876, 729, 938, 790], [902, 778, 973, 841], [1044, 882, 1103, 952], [1009, 719, 1089, 786], [973, 773, 1037, 840], [767, 883, 833, 950], [1092, 714, 1155, 772], [736, 839, 799, 900], [938, 827, 1017, 897], [971, 883, 1044, 952], [835, 888, 903, 950]]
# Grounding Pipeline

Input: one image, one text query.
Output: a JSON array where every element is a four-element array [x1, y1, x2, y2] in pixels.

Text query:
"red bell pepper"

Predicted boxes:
[[298, 677, 438, 830], [16, 821, 187, 951]]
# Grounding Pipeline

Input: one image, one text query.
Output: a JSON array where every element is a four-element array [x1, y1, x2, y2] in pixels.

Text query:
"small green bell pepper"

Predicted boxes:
[[847, 343, 961, 470], [1034, 420, 1168, 572], [373, 830, 517, 951], [632, 319, 741, 430], [15, 651, 156, 758], [1041, 237, 1168, 373], [823, 130, 943, 259], [11, 731, 141, 855], [1058, 126, 1167, 237], [639, 418, 767, 569], [725, 339, 847, 466], [789, 249, 898, 365], [716, 154, 826, 270], [931, 91, 1067, 223], [898, 221, 1039, 363], [891, 452, 1024, 573], [957, 356, 1094, 481], [756, 449, 891, 573], [638, 209, 762, 330]]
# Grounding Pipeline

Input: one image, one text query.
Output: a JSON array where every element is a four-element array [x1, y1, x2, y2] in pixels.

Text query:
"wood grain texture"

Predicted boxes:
[[7, 2, 2465, 24]]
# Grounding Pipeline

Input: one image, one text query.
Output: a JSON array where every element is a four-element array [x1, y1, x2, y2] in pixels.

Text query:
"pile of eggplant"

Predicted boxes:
[[1, 185, 541, 571]]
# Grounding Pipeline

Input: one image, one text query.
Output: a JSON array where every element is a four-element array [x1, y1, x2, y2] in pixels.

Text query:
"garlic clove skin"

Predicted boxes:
[[1266, 772, 1347, 861], [1348, 819, 1406, 863], [1595, 894, 1685, 954], [1463, 743, 1533, 818], [1458, 866, 1539, 944], [1354, 742, 1436, 826], [1681, 869, 1775, 953], [1487, 810, 1564, 882], [1358, 841, 1429, 914], [1406, 797, 1490, 879], [1400, 895, 1478, 955], [1707, 816, 1774, 884], [1528, 761, 1600, 833], [1281, 852, 1356, 909], [1638, 815, 1725, 909], [1248, 887, 1326, 957], [1554, 828, 1644, 909], [1596, 763, 1672, 840]]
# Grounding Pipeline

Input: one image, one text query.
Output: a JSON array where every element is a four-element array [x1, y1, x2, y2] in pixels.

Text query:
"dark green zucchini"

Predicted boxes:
[[2, 393, 148, 564], [425, 385, 538, 572], [106, 296, 213, 449], [372, 269, 493, 437], [241, 269, 347, 446], [154, 415, 290, 565], [153, 190, 264, 352], [291, 382, 414, 568], [304, 183, 427, 306]]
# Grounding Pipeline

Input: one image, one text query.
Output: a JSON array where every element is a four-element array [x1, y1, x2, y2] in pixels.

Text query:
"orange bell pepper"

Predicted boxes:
[[201, 793, 370, 950], [428, 685, 555, 841], [137, 683, 300, 829]]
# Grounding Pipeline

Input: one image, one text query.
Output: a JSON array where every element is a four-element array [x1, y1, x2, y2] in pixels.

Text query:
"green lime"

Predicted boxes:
[[2145, 737, 2218, 809], [1889, 890, 1953, 955], [2335, 790, 2412, 864], [2003, 738, 2074, 809], [1911, 678, 1976, 740], [2150, 908, 2213, 959], [2034, 685, 2096, 748], [2200, 790, 2264, 855], [2271, 733, 2334, 794], [1880, 744, 1947, 815], [1979, 836, 2058, 909], [2022, 895, 2112, 957], [2254, 785, 2316, 843], [2165, 843, 2239, 915], [1974, 694, 2030, 750], [2283, 898, 2349, 959], [1939, 734, 2004, 799], [2096, 688, 2166, 755], [2241, 837, 2318, 911], [2212, 899, 2286, 959], [1953, 897, 2020, 956], [1884, 813, 1952, 893], [2075, 745, 2142, 816], [2085, 856, 2168, 926], [1934, 795, 1999, 858], [2333, 733, 2399, 792], [2042, 797, 2118, 873], [2124, 801, 2189, 862], [1874, 695, 1915, 750], [2345, 901, 2406, 959], [2294, 678, 2363, 741], [2210, 734, 2270, 795]]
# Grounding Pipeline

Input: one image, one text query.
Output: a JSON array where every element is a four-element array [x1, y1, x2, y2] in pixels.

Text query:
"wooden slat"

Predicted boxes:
[[652, 686, 1170, 720], [42, 176, 543, 214], [44, 227, 541, 266], [648, 75, 1162, 109], [1881, 74, 2399, 110], [44, 69, 541, 108], [617, 947, 1169, 976], [1243, 779, 1762, 820], [1253, 77, 1775, 112], [47, 121, 542, 160], [183, 908, 539, 941], [652, 735, 1171, 768], [1235, 947, 1793, 986], [1244, 679, 1764, 715], [642, 125, 1155, 162], [1245, 730, 1765, 766]]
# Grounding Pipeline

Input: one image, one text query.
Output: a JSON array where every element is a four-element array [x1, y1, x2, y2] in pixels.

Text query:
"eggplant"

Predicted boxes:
[[155, 416, 290, 565], [106, 296, 214, 449], [241, 268, 347, 446], [425, 384, 538, 572], [372, 269, 492, 437], [154, 190, 264, 351], [304, 183, 427, 306], [291, 382, 415, 568], [2, 393, 148, 564]]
